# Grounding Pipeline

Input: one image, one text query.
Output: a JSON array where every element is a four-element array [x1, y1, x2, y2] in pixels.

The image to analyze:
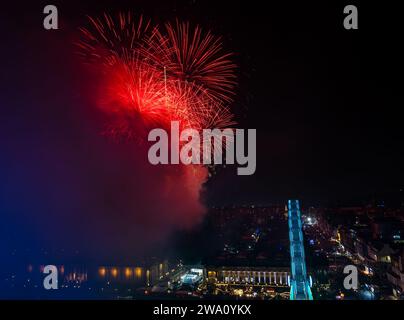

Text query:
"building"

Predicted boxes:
[[387, 249, 404, 296], [367, 242, 394, 263], [206, 266, 290, 287]]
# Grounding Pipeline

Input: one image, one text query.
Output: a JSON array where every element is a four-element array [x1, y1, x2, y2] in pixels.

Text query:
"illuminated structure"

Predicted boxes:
[[288, 200, 313, 300], [180, 268, 204, 285], [207, 267, 290, 286]]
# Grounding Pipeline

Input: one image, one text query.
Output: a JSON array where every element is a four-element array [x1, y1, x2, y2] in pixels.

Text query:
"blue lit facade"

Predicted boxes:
[[288, 200, 313, 300]]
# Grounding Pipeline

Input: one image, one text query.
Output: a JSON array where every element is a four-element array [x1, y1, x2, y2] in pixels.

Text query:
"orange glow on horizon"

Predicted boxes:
[[125, 268, 132, 278], [99, 267, 106, 277], [135, 267, 143, 278], [111, 268, 118, 278]]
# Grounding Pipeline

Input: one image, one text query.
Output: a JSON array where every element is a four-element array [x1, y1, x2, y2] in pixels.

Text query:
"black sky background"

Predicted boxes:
[[1, 1, 403, 207], [0, 1, 404, 263]]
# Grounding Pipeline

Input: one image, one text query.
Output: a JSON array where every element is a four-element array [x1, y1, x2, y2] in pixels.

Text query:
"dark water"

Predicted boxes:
[[1, 264, 161, 299]]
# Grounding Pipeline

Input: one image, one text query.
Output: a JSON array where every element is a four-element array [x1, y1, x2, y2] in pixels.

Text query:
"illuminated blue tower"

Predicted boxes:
[[288, 200, 313, 300]]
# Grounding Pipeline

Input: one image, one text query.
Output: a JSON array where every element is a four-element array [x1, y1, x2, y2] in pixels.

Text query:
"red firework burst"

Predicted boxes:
[[77, 12, 237, 142], [76, 12, 156, 66], [148, 20, 237, 103]]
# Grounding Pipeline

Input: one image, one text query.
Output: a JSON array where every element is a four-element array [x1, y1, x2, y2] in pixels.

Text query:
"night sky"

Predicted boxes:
[[0, 1, 403, 261]]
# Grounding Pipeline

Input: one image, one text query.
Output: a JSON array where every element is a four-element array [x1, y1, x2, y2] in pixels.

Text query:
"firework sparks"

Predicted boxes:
[[77, 12, 237, 155], [76, 12, 157, 66], [158, 20, 237, 103]]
